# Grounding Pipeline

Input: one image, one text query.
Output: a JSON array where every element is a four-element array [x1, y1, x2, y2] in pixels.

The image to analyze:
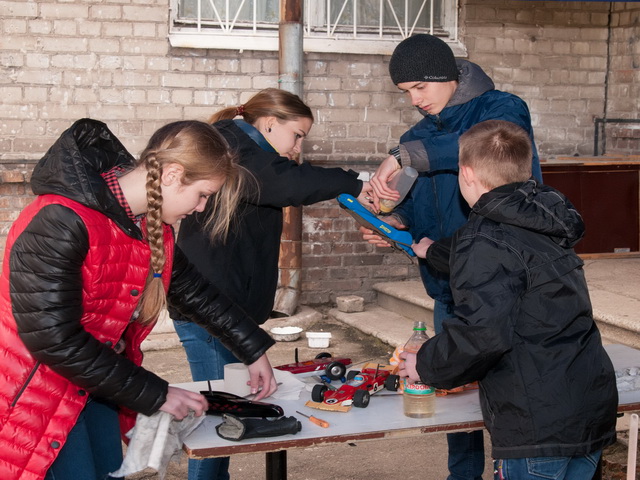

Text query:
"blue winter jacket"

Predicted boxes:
[[392, 60, 542, 304]]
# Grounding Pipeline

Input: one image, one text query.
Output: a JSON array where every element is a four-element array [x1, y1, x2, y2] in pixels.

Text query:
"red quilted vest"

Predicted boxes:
[[0, 194, 174, 480]]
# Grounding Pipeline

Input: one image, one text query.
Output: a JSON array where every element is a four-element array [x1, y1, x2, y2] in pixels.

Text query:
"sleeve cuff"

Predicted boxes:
[[388, 146, 402, 167], [399, 141, 430, 172]]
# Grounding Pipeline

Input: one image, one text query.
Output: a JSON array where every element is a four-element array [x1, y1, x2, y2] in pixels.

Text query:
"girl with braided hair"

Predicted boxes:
[[0, 118, 277, 480]]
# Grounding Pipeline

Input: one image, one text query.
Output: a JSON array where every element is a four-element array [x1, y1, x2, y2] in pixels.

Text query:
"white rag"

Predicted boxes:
[[110, 411, 205, 480], [110, 369, 304, 478], [270, 369, 306, 399], [616, 366, 640, 392]]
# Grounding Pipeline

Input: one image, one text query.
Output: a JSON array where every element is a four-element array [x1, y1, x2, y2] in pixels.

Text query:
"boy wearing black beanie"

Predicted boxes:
[[362, 34, 543, 480], [388, 34, 460, 83]]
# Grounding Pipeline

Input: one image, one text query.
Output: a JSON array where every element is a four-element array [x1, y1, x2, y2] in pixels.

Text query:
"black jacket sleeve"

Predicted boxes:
[[425, 237, 452, 274], [416, 233, 523, 389], [220, 123, 363, 208], [167, 246, 275, 364], [254, 157, 363, 207], [10, 205, 168, 416]]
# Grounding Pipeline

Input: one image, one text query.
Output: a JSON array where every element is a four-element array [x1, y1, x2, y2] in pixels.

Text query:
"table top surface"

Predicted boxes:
[[181, 343, 640, 458], [542, 156, 640, 166]]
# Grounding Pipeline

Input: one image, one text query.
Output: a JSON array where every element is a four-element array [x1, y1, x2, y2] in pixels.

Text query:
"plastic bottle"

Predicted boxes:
[[379, 166, 418, 213], [402, 320, 435, 418]]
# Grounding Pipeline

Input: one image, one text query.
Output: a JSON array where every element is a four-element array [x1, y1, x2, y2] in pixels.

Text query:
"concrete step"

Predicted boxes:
[[143, 258, 640, 351], [328, 281, 435, 350], [329, 305, 419, 349], [141, 310, 179, 351], [373, 281, 435, 332], [331, 275, 640, 350]]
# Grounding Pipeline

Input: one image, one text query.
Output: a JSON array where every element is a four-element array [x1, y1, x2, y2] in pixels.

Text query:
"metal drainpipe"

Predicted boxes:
[[272, 0, 303, 317]]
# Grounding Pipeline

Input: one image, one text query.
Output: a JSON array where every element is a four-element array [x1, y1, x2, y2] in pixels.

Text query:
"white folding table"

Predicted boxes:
[[180, 344, 640, 479]]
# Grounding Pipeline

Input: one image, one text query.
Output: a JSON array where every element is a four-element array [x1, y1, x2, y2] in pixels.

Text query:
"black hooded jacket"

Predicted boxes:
[[418, 179, 618, 459]]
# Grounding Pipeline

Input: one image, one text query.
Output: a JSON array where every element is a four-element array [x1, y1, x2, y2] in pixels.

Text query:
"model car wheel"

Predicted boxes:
[[311, 384, 328, 402], [346, 370, 360, 382], [325, 361, 347, 380], [385, 374, 400, 391], [353, 389, 370, 408], [314, 352, 332, 360]]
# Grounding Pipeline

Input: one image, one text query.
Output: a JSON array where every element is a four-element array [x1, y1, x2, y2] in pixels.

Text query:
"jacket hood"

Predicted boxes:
[[31, 118, 141, 237], [418, 59, 495, 117], [473, 179, 584, 248]]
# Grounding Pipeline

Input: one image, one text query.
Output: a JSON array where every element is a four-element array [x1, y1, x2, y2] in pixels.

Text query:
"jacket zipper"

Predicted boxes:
[[11, 361, 40, 407], [431, 114, 444, 236], [434, 114, 443, 131]]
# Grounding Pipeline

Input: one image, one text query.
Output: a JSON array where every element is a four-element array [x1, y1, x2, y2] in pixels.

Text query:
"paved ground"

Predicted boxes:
[[131, 316, 494, 480]]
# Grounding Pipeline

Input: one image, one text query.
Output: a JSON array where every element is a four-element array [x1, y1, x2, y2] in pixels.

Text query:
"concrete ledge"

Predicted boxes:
[[593, 290, 640, 348], [373, 281, 435, 333], [590, 290, 640, 330], [583, 258, 640, 346], [335, 277, 640, 351]]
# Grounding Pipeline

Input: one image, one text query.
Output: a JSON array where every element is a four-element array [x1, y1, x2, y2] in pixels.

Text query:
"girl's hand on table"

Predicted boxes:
[[160, 386, 209, 419], [247, 354, 278, 401]]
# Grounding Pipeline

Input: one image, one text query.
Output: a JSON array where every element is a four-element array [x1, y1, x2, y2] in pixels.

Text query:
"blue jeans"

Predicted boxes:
[[174, 319, 239, 480], [434, 300, 485, 480], [494, 451, 601, 480], [44, 398, 123, 480]]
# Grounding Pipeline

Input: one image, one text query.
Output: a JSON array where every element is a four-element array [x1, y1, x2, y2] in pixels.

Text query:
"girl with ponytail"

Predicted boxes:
[[171, 88, 372, 480]]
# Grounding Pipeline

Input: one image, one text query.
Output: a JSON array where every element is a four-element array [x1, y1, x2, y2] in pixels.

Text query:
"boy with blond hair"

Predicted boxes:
[[402, 120, 617, 480]]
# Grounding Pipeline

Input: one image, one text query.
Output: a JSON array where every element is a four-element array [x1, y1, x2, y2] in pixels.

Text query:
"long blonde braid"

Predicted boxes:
[[135, 121, 246, 325]]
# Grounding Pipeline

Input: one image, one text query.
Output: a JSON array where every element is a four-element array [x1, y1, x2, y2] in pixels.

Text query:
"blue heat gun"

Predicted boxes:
[[337, 194, 415, 258]]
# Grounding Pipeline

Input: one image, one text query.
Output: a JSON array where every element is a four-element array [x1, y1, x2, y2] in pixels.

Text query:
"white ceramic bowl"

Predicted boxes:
[[270, 326, 303, 342]]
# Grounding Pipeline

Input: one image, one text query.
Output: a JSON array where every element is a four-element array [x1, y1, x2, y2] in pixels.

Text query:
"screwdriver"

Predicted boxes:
[[296, 410, 329, 428]]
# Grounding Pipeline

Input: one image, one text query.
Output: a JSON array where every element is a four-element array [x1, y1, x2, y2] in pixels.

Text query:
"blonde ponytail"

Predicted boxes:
[[209, 88, 313, 126]]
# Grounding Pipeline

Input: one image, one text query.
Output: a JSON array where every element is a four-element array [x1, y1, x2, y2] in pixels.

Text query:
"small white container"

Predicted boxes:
[[306, 331, 331, 348]]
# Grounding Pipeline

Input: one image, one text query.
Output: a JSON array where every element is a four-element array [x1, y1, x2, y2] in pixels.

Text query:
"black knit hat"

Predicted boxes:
[[389, 34, 459, 84]]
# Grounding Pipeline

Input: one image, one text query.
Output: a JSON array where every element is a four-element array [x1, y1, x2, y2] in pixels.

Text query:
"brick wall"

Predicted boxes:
[[465, 1, 601, 156], [1, 0, 639, 307], [603, 3, 640, 154]]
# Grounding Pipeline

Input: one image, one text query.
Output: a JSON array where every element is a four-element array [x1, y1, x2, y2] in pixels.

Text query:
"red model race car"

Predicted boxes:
[[311, 363, 400, 408], [274, 351, 352, 381]]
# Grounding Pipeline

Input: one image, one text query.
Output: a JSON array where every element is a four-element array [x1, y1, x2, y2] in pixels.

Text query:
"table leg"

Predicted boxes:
[[265, 450, 287, 480]]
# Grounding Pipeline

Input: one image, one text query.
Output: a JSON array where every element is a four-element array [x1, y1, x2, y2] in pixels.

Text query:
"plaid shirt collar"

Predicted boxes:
[[101, 167, 136, 222]]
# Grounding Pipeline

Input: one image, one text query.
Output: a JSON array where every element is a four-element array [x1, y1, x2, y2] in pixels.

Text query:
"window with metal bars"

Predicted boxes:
[[169, 0, 460, 55]]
